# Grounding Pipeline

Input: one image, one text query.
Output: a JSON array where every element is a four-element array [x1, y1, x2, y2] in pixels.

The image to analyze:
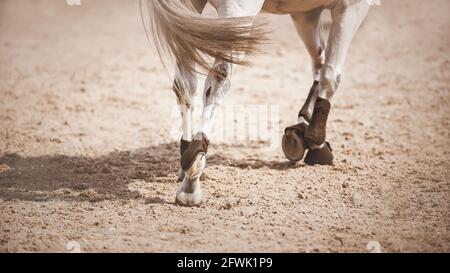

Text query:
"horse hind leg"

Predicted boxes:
[[178, 0, 263, 205], [172, 63, 207, 206], [170, 0, 208, 206], [177, 59, 233, 206]]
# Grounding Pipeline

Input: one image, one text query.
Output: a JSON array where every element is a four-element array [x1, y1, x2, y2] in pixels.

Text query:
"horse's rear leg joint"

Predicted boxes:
[[213, 62, 232, 82]]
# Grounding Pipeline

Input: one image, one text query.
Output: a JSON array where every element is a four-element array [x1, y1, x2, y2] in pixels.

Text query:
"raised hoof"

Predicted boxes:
[[304, 142, 334, 166], [282, 122, 308, 163], [282, 132, 306, 163]]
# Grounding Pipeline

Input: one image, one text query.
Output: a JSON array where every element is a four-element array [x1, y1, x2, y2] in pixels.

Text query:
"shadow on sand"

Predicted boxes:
[[0, 142, 300, 203]]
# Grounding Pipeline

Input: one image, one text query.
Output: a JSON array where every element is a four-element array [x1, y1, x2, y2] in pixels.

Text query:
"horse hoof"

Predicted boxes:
[[282, 122, 308, 163], [175, 177, 203, 206], [175, 154, 205, 206], [282, 132, 306, 162], [304, 142, 334, 166]]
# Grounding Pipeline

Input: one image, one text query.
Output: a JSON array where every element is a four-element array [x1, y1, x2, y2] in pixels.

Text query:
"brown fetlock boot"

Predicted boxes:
[[304, 98, 333, 165], [178, 138, 191, 181], [180, 138, 191, 156], [180, 133, 210, 172], [305, 97, 331, 146]]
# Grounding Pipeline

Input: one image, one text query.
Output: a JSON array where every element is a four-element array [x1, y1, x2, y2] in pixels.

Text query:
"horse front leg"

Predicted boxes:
[[303, 1, 370, 165], [176, 0, 263, 206], [283, 9, 325, 162]]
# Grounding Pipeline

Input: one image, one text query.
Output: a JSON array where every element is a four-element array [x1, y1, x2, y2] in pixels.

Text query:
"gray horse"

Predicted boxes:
[[144, 0, 370, 206]]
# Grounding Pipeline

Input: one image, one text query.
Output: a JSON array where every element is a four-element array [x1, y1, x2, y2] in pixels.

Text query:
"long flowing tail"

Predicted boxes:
[[141, 0, 267, 74]]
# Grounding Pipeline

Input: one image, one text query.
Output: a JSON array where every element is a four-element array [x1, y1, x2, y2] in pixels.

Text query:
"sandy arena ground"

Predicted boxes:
[[0, 0, 449, 252]]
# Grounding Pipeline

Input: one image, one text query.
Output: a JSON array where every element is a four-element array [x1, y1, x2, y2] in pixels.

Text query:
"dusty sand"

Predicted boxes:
[[0, 0, 449, 252]]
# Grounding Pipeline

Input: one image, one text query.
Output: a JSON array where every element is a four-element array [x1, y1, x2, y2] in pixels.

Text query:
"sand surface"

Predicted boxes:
[[0, 0, 449, 252]]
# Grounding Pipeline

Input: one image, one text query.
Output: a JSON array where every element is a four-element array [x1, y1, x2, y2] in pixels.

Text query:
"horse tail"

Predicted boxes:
[[142, 0, 267, 74]]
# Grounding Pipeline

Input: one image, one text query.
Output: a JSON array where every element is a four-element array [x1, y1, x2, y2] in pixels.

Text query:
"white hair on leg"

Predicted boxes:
[[318, 0, 370, 100]]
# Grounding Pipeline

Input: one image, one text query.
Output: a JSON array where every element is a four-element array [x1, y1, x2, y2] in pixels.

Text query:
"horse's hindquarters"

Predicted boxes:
[[262, 0, 335, 14]]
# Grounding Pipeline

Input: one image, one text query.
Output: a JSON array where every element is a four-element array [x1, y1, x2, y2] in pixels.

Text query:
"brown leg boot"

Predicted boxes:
[[304, 98, 333, 165], [180, 133, 209, 172], [304, 142, 334, 166], [178, 138, 191, 181]]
